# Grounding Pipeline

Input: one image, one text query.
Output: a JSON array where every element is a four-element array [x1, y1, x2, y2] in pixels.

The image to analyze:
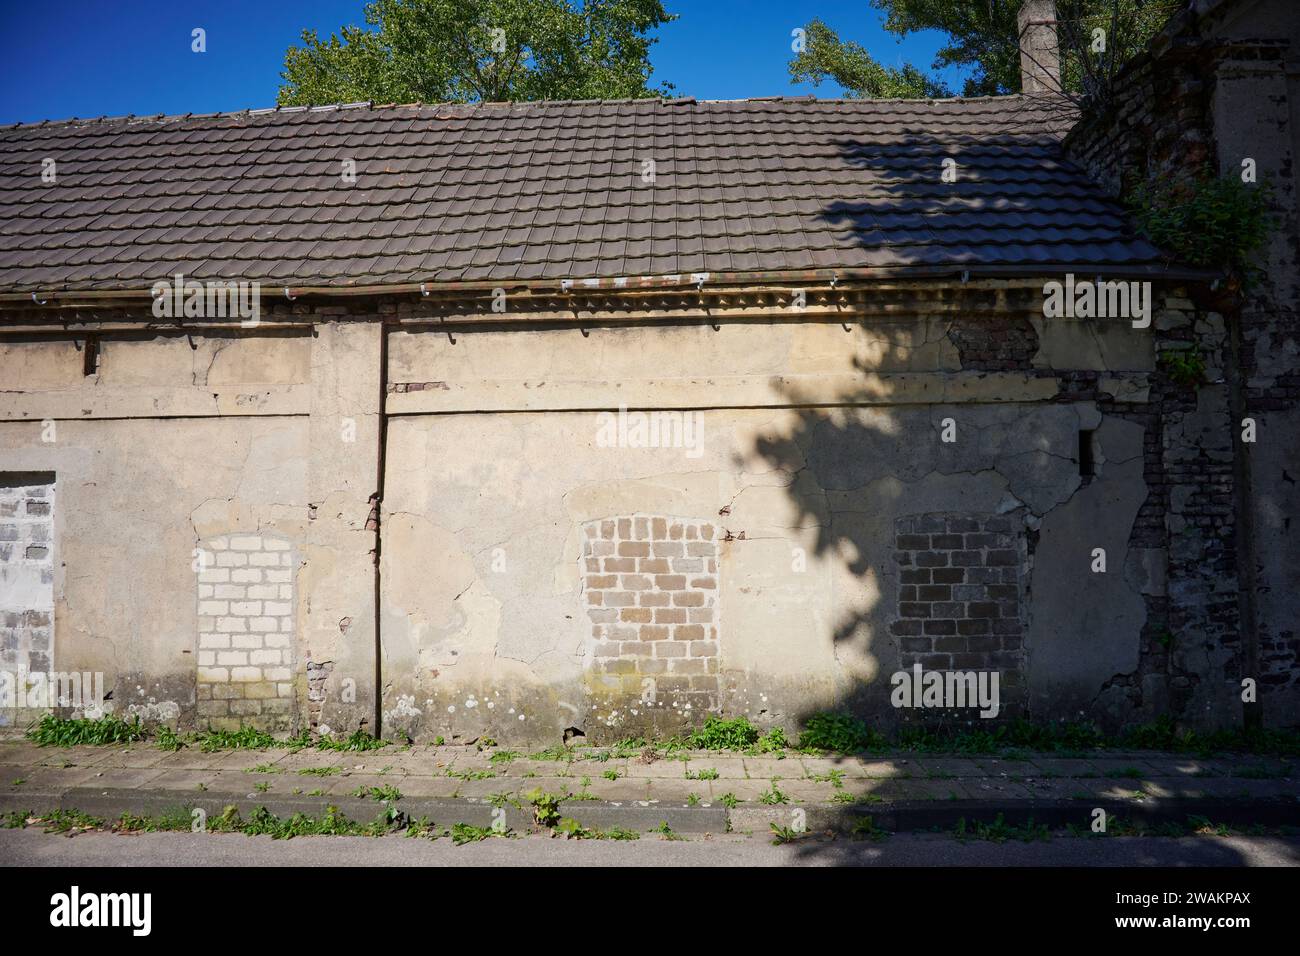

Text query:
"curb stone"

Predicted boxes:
[[0, 788, 729, 834], [730, 796, 1300, 835], [3, 788, 1294, 836]]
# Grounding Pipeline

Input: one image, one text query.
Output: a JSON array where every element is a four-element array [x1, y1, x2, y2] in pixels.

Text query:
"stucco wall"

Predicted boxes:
[[0, 416, 309, 728], [378, 315, 1157, 743], [1, 280, 1270, 742]]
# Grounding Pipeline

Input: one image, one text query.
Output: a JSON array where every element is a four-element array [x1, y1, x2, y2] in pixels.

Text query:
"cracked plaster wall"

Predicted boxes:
[[380, 316, 1156, 743], [2, 290, 1258, 740], [0, 330, 313, 729], [0, 416, 308, 727]]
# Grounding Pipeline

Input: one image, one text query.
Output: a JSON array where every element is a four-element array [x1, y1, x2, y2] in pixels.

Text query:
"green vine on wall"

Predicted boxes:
[[1128, 168, 1274, 284], [1160, 347, 1207, 387]]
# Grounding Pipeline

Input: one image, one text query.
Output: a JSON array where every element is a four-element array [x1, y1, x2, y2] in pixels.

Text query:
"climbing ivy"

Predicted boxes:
[[1160, 347, 1207, 387], [1128, 168, 1273, 283]]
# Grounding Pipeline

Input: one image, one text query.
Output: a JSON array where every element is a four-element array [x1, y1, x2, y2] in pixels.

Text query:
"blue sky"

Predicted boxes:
[[0, 0, 967, 124]]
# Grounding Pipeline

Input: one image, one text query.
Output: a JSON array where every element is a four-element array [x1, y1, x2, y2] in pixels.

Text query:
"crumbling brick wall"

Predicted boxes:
[[1043, 294, 1245, 722], [947, 313, 1040, 371], [1064, 16, 1300, 720]]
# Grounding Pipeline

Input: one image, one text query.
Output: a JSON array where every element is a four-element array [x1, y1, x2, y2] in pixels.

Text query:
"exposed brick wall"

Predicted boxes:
[[306, 659, 332, 730], [1066, 37, 1298, 406], [0, 475, 55, 678], [195, 533, 296, 731], [947, 312, 1040, 371], [893, 512, 1027, 710], [1041, 295, 1245, 719], [1063, 14, 1300, 718], [581, 515, 720, 723]]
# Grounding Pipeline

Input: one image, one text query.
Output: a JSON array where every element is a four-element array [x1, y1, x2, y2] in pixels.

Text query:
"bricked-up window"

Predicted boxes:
[[0, 473, 55, 676], [195, 534, 295, 730], [893, 513, 1026, 702], [581, 516, 720, 714]]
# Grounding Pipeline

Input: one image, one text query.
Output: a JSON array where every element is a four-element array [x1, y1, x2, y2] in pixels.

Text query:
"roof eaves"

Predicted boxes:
[[0, 261, 1224, 310]]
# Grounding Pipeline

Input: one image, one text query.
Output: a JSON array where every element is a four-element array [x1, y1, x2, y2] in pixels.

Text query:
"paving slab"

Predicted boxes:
[[75, 767, 169, 789], [389, 776, 463, 798], [709, 780, 772, 802], [107, 747, 178, 769], [321, 773, 402, 796], [1018, 777, 1100, 801], [757, 779, 836, 802], [966, 756, 1035, 776], [852, 760, 910, 778], [441, 752, 501, 773], [1022, 757, 1098, 777], [271, 751, 347, 773], [53, 746, 136, 768], [445, 777, 519, 799], [623, 757, 692, 778], [909, 758, 987, 778], [1, 741, 1295, 837], [1081, 757, 1167, 776], [153, 749, 236, 772], [684, 756, 746, 777], [146, 769, 224, 792], [741, 756, 801, 777], [585, 778, 653, 802], [956, 778, 1039, 801], [573, 754, 630, 773], [7, 765, 102, 790]]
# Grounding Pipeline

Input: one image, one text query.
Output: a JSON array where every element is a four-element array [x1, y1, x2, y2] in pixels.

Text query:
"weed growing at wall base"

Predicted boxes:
[[26, 714, 146, 746], [799, 712, 886, 752], [20, 716, 394, 754], [683, 715, 787, 752]]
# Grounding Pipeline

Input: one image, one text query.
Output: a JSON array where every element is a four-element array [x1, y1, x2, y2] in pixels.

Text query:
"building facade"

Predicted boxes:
[[0, 0, 1294, 743]]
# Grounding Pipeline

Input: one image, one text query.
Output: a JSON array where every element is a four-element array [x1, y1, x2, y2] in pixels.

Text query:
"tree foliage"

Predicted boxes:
[[790, 0, 1180, 103], [1130, 169, 1274, 282], [789, 19, 948, 98], [278, 0, 675, 106]]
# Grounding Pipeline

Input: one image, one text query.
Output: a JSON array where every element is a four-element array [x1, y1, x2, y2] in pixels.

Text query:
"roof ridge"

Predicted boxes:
[[1, 93, 1045, 131]]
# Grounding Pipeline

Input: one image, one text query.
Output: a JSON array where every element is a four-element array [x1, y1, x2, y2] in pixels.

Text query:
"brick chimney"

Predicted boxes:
[[1017, 0, 1061, 94]]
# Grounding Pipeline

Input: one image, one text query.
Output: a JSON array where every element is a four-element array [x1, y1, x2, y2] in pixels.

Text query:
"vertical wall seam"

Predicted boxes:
[[373, 319, 390, 738]]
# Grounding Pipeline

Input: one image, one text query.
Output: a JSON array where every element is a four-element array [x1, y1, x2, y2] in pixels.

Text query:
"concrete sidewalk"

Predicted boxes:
[[1, 739, 1295, 835]]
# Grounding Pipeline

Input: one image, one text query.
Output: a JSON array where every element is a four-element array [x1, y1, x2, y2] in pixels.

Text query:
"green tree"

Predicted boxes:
[[278, 0, 675, 106], [790, 0, 1179, 102], [790, 19, 948, 98]]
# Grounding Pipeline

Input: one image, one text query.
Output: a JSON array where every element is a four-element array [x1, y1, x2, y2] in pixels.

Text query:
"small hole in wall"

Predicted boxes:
[[1078, 429, 1096, 478], [82, 336, 100, 376]]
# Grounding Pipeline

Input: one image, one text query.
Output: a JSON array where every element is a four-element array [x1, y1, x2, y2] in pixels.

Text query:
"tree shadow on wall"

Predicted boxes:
[[737, 118, 1112, 734], [738, 332, 928, 729]]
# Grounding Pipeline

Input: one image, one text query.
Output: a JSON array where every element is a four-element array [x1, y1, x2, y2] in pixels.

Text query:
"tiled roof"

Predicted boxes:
[[0, 96, 1176, 296]]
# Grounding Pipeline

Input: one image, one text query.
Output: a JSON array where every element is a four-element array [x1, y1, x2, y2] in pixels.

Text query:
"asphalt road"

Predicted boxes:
[[3, 828, 1298, 866]]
